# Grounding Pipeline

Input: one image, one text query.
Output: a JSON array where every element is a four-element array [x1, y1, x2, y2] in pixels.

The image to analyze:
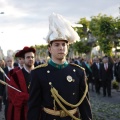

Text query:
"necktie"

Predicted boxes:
[[105, 63, 108, 70]]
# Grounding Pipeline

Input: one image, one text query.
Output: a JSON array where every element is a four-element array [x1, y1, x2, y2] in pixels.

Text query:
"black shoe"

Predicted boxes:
[[117, 90, 120, 92], [96, 92, 100, 95]]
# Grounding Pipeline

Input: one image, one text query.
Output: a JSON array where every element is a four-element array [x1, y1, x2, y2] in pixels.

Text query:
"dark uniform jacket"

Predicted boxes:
[[28, 60, 92, 120]]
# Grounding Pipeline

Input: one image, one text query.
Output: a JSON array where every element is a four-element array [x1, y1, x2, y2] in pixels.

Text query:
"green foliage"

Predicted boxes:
[[73, 41, 92, 54], [89, 16, 100, 36], [89, 14, 117, 56], [77, 18, 90, 38], [112, 80, 119, 90], [35, 45, 47, 49], [98, 38, 113, 56], [99, 16, 115, 36], [34, 45, 48, 57], [75, 18, 93, 54]]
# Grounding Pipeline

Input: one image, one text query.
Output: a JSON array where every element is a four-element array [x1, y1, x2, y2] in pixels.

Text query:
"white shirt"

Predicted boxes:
[[96, 63, 99, 69], [104, 63, 108, 70]]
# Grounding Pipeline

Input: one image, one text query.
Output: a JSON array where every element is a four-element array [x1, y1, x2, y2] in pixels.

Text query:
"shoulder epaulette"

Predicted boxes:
[[70, 63, 85, 71], [33, 63, 48, 70]]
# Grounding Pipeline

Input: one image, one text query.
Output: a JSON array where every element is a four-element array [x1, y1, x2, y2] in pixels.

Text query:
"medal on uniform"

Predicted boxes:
[[66, 75, 73, 82]]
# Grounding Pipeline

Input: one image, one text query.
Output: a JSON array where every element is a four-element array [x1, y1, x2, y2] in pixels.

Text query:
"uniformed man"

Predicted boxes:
[[28, 13, 92, 120]]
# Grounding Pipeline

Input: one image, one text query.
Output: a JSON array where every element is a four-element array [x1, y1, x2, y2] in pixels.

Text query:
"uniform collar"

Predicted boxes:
[[48, 59, 68, 69]]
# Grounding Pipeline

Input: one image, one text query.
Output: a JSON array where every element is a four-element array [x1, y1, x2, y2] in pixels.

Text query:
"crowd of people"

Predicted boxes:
[[69, 56, 120, 96], [0, 13, 120, 120]]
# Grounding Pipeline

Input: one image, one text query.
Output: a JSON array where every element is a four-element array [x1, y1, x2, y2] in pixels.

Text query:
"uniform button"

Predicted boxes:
[[73, 69, 76, 72], [73, 93, 75, 95], [47, 70, 50, 73]]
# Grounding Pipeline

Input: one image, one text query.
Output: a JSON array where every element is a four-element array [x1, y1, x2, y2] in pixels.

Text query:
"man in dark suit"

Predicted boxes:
[[100, 56, 113, 97], [114, 58, 120, 91], [91, 57, 101, 94], [74, 57, 81, 66], [81, 58, 93, 91]]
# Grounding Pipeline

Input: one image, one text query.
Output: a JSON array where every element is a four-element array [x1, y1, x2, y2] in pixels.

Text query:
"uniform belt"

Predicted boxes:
[[43, 107, 77, 117]]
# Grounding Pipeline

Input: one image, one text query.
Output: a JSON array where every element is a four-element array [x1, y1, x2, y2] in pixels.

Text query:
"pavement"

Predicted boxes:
[[0, 103, 5, 120], [0, 88, 120, 120], [89, 88, 120, 104], [89, 87, 120, 120]]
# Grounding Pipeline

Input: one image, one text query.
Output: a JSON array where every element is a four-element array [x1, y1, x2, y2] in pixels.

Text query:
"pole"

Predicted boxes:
[[0, 79, 21, 92], [0, 67, 10, 81]]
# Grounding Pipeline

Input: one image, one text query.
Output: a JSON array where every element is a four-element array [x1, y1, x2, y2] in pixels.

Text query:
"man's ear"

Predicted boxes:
[[48, 47, 51, 53]]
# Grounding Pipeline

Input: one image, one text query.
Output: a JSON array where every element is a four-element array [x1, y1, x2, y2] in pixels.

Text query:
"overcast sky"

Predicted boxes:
[[0, 0, 120, 56]]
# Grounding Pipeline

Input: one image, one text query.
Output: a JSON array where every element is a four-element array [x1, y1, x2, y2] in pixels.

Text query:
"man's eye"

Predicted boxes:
[[55, 44, 59, 46], [26, 56, 34, 59]]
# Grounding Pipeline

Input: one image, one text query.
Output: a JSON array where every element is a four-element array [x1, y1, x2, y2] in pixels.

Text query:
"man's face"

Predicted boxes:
[[48, 40, 68, 60], [95, 58, 99, 63], [103, 58, 108, 63], [24, 52, 35, 68], [18, 57, 24, 66], [6, 57, 14, 67]]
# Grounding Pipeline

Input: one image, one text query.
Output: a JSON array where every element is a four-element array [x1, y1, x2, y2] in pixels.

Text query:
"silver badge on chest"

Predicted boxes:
[[66, 75, 73, 82]]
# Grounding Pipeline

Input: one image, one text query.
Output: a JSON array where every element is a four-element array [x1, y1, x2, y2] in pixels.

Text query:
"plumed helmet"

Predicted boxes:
[[45, 13, 80, 44]]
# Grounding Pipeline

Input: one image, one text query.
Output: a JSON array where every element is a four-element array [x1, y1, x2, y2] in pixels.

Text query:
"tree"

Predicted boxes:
[[89, 14, 116, 56], [34, 45, 48, 58], [73, 18, 93, 57]]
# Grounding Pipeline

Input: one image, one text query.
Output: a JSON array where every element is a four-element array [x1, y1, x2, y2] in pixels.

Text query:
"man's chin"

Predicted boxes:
[[57, 56, 65, 60], [57, 54, 67, 60]]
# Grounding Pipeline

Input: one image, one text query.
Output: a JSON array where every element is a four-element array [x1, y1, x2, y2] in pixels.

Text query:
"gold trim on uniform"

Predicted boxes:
[[33, 63, 48, 70], [70, 63, 85, 71]]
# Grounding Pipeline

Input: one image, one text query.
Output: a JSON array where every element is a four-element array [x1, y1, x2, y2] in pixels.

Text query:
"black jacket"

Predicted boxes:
[[28, 63, 92, 120]]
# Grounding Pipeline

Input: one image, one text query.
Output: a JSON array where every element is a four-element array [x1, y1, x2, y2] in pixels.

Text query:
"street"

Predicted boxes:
[[0, 88, 120, 120]]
